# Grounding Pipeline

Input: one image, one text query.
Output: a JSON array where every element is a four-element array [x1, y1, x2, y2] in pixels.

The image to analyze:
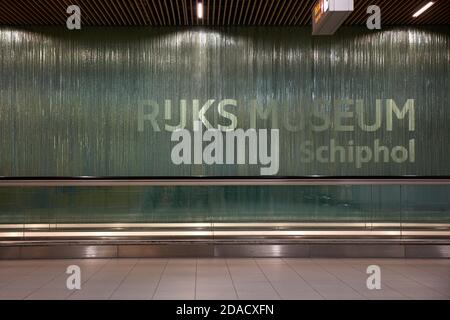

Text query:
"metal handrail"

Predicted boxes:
[[1, 176, 450, 186]]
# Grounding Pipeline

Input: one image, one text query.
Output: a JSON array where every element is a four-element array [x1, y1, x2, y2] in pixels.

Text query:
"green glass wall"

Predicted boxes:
[[0, 27, 449, 176], [0, 26, 449, 229], [0, 185, 449, 225]]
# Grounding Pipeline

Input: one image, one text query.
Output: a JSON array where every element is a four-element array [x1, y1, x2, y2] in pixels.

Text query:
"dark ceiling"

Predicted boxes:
[[0, 0, 449, 26]]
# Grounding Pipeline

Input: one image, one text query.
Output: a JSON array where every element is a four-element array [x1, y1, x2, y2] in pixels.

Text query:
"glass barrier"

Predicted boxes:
[[0, 183, 449, 239]]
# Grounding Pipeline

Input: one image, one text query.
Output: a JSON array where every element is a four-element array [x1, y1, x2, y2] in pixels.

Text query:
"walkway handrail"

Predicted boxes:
[[1, 176, 450, 186]]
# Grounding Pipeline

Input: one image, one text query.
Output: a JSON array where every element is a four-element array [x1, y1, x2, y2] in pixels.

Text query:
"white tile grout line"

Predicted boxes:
[[406, 261, 450, 281], [23, 263, 69, 300], [150, 259, 169, 300], [0, 260, 45, 292], [194, 258, 198, 300], [107, 259, 140, 300], [340, 259, 410, 299], [407, 265, 450, 299], [382, 263, 450, 298], [254, 259, 282, 300], [65, 259, 111, 300], [282, 258, 326, 300], [309, 259, 367, 300], [375, 265, 432, 300], [225, 259, 240, 300]]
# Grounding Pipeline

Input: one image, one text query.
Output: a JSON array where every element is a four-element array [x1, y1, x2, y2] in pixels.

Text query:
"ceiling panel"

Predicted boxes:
[[0, 0, 448, 26]]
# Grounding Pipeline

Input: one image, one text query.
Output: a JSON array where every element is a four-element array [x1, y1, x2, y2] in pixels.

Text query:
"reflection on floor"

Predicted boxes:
[[0, 258, 449, 300]]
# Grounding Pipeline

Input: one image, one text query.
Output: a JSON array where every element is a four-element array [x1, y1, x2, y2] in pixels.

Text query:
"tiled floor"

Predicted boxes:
[[0, 258, 449, 300]]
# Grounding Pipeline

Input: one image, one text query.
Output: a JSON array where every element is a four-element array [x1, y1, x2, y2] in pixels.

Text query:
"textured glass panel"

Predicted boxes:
[[0, 185, 448, 225], [401, 185, 450, 223], [370, 185, 401, 223], [0, 27, 449, 176]]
